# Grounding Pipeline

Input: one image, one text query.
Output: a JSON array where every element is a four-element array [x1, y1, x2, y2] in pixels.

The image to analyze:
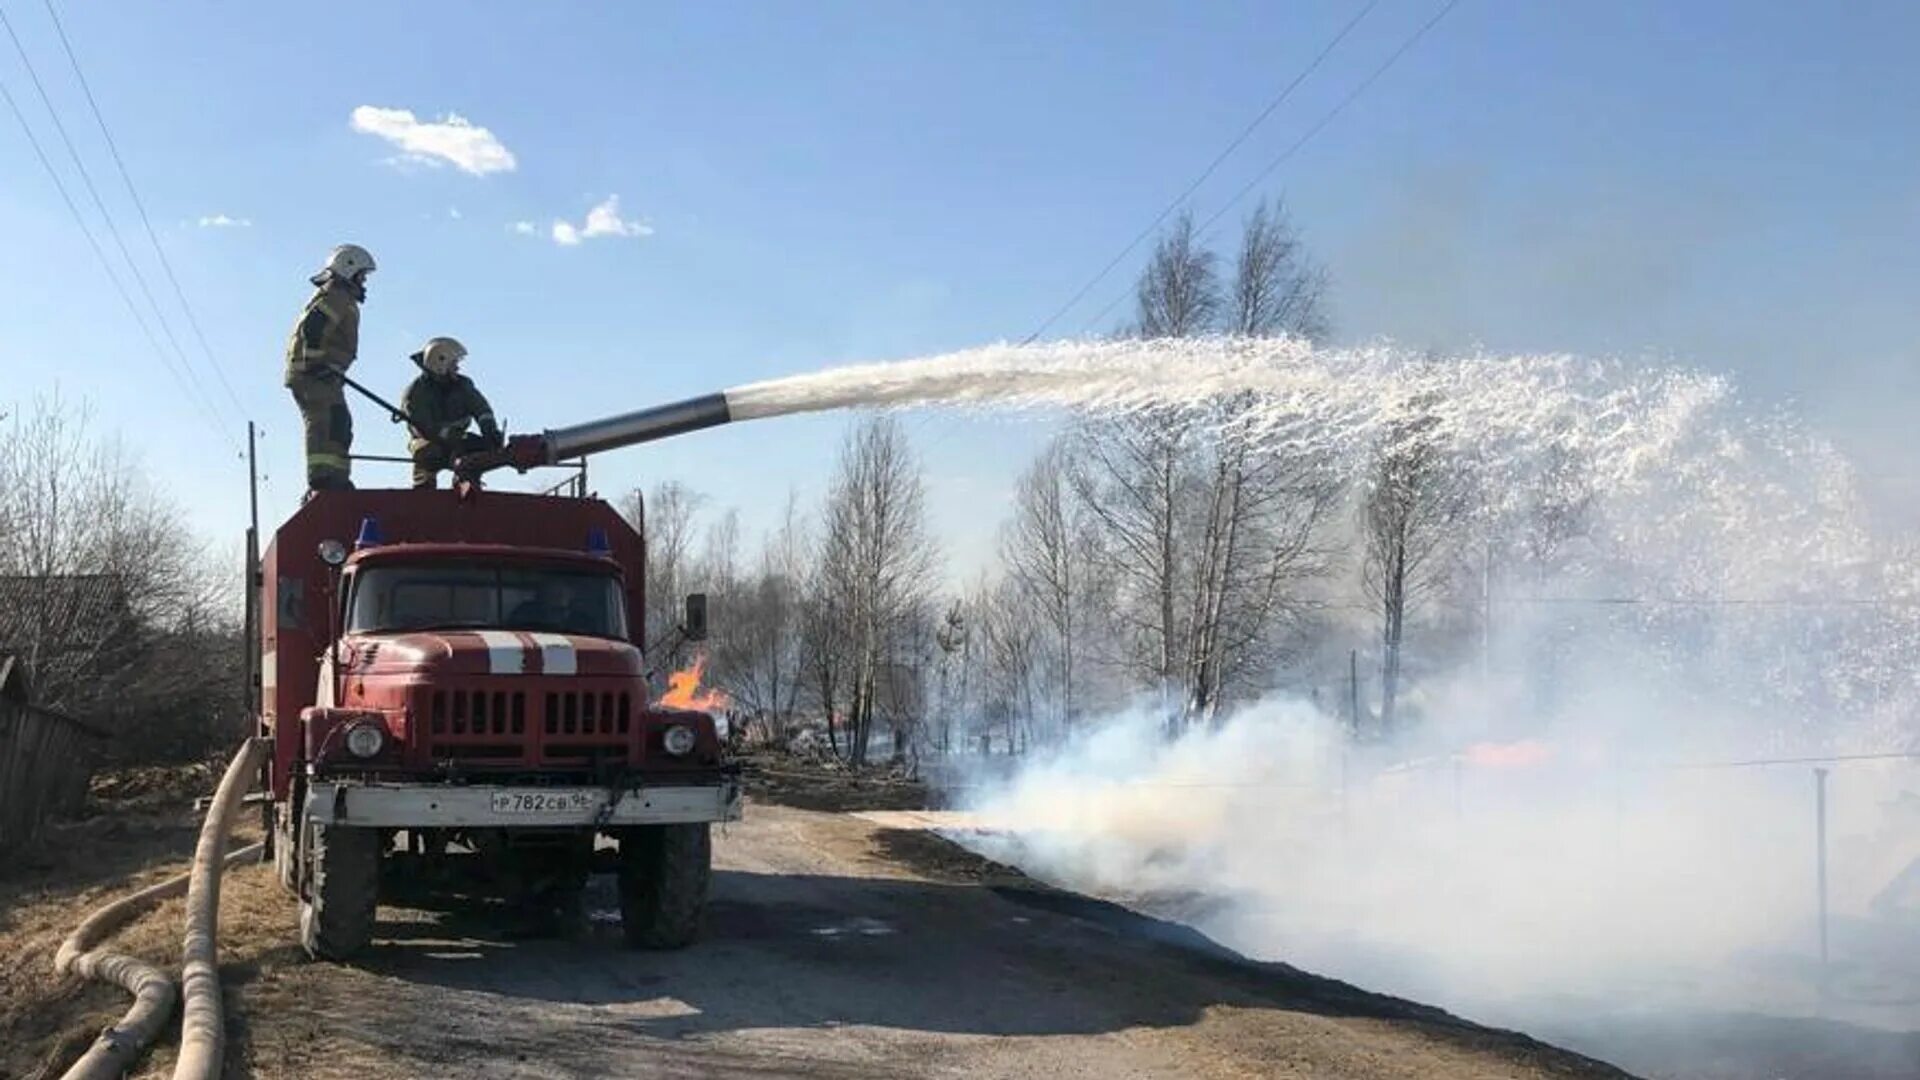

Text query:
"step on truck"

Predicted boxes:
[[259, 479, 742, 959]]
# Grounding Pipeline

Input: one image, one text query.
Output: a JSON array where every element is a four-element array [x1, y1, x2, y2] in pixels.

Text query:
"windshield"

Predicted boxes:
[[347, 563, 628, 639]]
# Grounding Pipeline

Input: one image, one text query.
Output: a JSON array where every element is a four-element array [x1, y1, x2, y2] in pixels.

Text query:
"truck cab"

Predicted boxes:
[[260, 488, 740, 959]]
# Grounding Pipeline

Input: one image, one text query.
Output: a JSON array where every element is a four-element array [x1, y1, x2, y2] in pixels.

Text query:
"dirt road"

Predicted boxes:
[[211, 803, 1626, 1079]]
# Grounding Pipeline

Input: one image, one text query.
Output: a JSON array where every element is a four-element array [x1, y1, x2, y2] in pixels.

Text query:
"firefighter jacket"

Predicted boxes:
[[402, 372, 499, 453], [282, 280, 361, 386]]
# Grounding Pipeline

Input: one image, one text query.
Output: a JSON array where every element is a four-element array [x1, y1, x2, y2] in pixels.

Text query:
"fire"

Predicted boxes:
[[1461, 738, 1553, 768], [660, 654, 730, 713]]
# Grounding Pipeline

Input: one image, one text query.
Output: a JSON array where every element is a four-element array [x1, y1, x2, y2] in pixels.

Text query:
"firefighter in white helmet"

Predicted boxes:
[[401, 336, 502, 489], [283, 244, 375, 490]]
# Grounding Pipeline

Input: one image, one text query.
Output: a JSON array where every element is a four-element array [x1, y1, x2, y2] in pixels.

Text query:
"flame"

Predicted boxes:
[[660, 654, 730, 713], [1461, 738, 1553, 768]]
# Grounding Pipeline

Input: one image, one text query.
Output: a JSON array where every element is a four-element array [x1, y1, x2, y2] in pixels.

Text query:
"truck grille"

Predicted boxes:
[[422, 683, 634, 766], [543, 690, 631, 736], [428, 688, 527, 736]]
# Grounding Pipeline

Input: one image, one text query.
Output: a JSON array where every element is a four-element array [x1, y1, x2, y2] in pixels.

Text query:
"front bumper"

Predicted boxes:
[[304, 778, 743, 828]]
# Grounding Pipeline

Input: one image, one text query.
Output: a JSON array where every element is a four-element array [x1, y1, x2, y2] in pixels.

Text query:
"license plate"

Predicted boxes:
[[490, 791, 600, 814]]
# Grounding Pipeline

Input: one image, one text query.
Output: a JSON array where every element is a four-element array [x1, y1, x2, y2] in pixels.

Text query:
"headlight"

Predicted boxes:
[[344, 722, 386, 759], [662, 724, 697, 757], [317, 539, 348, 566]]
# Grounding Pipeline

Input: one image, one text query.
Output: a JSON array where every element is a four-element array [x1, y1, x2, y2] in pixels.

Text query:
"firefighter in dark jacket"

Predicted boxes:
[[401, 336, 501, 489], [283, 243, 374, 491]]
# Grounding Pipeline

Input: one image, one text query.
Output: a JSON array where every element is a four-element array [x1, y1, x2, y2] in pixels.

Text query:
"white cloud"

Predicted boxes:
[[549, 195, 652, 247], [510, 221, 536, 236], [197, 213, 251, 228], [349, 106, 516, 176], [448, 206, 463, 220]]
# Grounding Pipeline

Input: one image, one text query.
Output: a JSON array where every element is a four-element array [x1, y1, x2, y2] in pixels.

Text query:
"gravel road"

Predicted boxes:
[[217, 802, 1630, 1079]]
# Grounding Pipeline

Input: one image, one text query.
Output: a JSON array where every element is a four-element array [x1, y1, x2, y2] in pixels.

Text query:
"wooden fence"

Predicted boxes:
[[0, 692, 106, 857]]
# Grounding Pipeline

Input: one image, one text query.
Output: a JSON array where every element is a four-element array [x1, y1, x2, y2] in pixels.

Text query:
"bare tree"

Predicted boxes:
[[726, 495, 807, 745], [1067, 417, 1189, 705], [977, 576, 1041, 755], [1361, 399, 1469, 733], [1069, 217, 1228, 703], [1070, 204, 1339, 727], [1173, 206, 1338, 721], [625, 480, 704, 651], [815, 416, 937, 765], [1178, 406, 1341, 723], [798, 553, 852, 758], [1000, 438, 1090, 734], [1230, 198, 1329, 342], [0, 396, 242, 760], [1132, 211, 1221, 338]]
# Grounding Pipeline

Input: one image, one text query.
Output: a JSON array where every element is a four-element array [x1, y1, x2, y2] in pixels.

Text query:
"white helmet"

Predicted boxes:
[[314, 243, 376, 284], [416, 336, 467, 377]]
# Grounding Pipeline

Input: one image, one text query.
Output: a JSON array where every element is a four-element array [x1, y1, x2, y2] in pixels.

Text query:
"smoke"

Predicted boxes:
[[954, 677, 1918, 1076]]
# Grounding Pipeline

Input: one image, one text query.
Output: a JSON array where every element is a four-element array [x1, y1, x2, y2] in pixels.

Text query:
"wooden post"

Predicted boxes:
[[1348, 649, 1361, 737], [1815, 767, 1830, 972], [1481, 542, 1493, 691]]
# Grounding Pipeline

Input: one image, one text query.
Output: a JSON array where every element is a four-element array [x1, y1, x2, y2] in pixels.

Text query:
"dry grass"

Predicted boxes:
[[0, 762, 270, 1080]]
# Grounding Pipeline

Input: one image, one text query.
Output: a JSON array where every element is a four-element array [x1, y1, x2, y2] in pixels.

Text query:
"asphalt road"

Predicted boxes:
[[222, 803, 1633, 1079]]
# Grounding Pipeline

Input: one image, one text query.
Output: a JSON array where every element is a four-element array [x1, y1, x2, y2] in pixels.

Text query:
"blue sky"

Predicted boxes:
[[3, 1, 1918, 577]]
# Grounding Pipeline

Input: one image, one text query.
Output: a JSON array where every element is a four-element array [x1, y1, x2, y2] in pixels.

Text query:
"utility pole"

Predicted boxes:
[[242, 422, 260, 717], [244, 421, 270, 862]]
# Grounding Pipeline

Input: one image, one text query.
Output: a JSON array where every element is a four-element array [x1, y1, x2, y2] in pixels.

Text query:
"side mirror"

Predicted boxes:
[[683, 593, 708, 642]]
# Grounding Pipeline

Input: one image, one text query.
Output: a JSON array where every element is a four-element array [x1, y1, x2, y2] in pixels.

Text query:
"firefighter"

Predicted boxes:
[[401, 336, 502, 489], [284, 244, 375, 491]]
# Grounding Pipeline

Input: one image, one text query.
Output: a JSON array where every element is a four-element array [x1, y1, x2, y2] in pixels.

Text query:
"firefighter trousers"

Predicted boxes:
[[287, 369, 353, 490], [410, 432, 494, 489]]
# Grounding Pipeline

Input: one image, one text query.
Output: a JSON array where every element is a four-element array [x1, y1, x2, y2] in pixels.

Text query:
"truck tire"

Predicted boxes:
[[300, 821, 381, 960], [618, 823, 710, 949]]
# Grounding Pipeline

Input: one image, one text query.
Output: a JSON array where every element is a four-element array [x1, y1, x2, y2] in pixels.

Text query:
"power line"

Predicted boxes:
[[1075, 0, 1467, 337], [1199, 0, 1463, 238], [40, 0, 248, 419], [1020, 0, 1385, 345], [0, 2, 238, 445], [0, 72, 232, 439]]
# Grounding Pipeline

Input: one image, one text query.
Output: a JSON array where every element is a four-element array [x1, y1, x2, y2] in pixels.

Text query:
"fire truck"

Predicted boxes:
[[257, 395, 743, 958]]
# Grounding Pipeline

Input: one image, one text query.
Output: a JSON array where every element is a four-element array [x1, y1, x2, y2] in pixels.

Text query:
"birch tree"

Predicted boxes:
[[815, 416, 937, 765], [728, 495, 807, 744], [1361, 399, 1468, 732], [1230, 198, 1329, 342], [1178, 201, 1338, 721], [1000, 438, 1089, 733], [626, 480, 705, 650]]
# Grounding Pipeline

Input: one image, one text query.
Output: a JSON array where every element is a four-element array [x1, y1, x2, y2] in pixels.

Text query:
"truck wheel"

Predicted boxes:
[[300, 821, 381, 960], [618, 824, 710, 949]]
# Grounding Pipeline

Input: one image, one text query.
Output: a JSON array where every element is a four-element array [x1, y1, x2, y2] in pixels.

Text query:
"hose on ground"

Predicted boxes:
[[172, 735, 271, 1080], [54, 843, 264, 1080]]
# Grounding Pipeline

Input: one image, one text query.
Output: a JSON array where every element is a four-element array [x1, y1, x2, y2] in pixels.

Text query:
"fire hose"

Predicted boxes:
[[52, 737, 268, 1080]]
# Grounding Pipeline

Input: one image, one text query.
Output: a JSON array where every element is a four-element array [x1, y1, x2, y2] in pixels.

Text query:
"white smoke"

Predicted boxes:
[[954, 681, 1919, 1077]]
